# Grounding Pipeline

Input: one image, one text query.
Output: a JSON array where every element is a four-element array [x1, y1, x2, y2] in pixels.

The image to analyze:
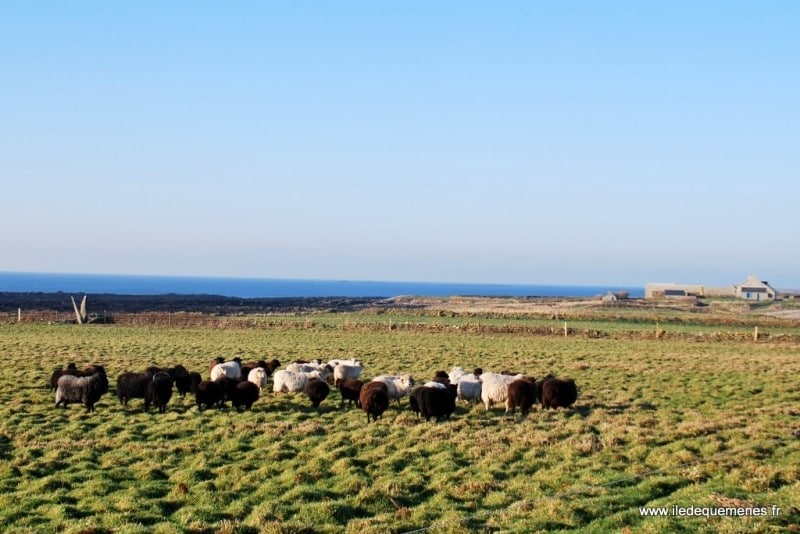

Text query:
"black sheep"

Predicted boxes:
[[335, 378, 363, 408], [230, 381, 260, 411], [304, 378, 330, 408], [359, 381, 389, 424], [432, 370, 451, 386], [409, 387, 422, 418], [55, 371, 109, 412], [195, 380, 224, 411], [187, 371, 202, 393], [264, 359, 282, 376], [168, 365, 193, 397], [145, 372, 174, 413], [144, 365, 165, 377], [506, 377, 537, 417], [116, 371, 151, 407], [411, 386, 457, 422], [539, 377, 578, 409], [214, 376, 241, 406]]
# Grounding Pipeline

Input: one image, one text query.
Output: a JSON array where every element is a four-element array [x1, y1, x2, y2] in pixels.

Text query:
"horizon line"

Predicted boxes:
[[0, 270, 645, 289]]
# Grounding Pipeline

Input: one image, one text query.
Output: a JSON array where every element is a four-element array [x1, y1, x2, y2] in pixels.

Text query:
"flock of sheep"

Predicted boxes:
[[50, 357, 578, 423]]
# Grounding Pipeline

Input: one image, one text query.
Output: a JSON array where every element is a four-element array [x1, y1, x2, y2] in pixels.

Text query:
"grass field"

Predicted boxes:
[[1, 306, 799, 533]]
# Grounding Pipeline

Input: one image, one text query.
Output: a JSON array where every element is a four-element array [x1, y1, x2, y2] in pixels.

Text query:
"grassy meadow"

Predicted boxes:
[[1, 304, 799, 533]]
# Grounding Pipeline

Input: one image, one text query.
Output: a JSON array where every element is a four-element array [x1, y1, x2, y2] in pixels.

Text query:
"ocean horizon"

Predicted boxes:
[[0, 272, 645, 299]]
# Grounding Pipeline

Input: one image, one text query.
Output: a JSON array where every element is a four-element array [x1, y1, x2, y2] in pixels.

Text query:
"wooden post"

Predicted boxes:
[[754, 326, 759, 341], [17, 308, 21, 323], [564, 321, 568, 337]]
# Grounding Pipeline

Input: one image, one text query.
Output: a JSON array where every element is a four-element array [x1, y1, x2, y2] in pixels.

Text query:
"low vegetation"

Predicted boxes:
[[0, 300, 798, 532]]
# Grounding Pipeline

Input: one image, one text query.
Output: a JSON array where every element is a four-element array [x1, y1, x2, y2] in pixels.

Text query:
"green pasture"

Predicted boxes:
[[0, 314, 798, 533]]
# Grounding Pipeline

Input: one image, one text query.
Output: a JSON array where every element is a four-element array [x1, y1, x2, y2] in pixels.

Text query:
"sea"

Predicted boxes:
[[0, 272, 644, 299]]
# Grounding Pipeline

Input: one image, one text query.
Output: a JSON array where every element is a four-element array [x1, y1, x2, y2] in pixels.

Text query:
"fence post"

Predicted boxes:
[[18, 308, 21, 323], [753, 326, 759, 341], [564, 321, 568, 337]]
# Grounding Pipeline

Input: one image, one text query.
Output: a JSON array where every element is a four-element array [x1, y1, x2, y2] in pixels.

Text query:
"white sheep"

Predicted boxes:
[[480, 372, 524, 410], [247, 367, 269, 389], [371, 374, 415, 403], [448, 366, 468, 383], [456, 375, 482, 403], [328, 358, 362, 368], [272, 369, 322, 393], [422, 381, 447, 389], [333, 363, 363, 382], [286, 362, 333, 383], [285, 362, 323, 373], [210, 361, 242, 381]]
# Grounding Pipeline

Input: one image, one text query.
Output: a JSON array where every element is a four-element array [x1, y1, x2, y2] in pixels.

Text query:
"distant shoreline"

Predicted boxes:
[[0, 291, 623, 316], [0, 292, 393, 314]]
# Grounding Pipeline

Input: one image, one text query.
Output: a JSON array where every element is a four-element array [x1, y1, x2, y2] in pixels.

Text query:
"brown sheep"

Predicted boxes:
[[240, 359, 281, 379], [304, 378, 330, 408], [230, 381, 260, 411], [359, 381, 389, 424], [335, 378, 363, 408], [238, 361, 261, 380], [506, 377, 537, 417], [539, 377, 578, 409], [432, 370, 450, 386]]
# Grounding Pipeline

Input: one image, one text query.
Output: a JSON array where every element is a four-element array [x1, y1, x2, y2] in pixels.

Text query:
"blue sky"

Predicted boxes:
[[2, 2, 798, 287]]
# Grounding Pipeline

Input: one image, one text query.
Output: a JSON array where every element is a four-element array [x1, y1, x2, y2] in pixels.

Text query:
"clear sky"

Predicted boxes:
[[2, 2, 798, 288]]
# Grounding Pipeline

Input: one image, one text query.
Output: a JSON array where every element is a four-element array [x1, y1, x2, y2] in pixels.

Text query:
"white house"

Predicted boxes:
[[646, 275, 777, 301], [734, 275, 778, 301]]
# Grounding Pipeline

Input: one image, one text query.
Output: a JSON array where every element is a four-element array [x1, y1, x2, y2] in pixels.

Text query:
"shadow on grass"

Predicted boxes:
[[575, 402, 631, 416], [0, 434, 12, 461]]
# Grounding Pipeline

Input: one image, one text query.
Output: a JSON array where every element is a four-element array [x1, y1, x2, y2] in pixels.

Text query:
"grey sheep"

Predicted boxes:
[[55, 367, 109, 413]]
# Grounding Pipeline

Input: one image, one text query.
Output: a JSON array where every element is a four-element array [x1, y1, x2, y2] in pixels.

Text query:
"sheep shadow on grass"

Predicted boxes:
[[573, 402, 632, 417], [0, 434, 11, 461]]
